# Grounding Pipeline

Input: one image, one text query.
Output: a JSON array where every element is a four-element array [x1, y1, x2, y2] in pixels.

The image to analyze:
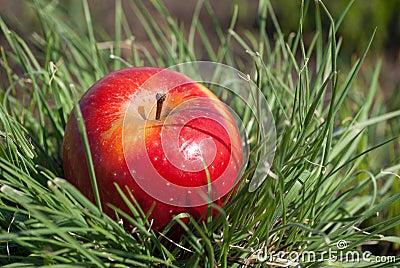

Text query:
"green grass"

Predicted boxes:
[[1, 0, 399, 267]]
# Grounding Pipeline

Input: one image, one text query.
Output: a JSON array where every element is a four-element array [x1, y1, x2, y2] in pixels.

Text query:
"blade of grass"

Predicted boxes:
[[73, 104, 102, 212]]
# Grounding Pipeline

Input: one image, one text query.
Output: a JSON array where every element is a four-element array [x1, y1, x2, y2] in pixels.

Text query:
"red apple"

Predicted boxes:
[[62, 67, 244, 231]]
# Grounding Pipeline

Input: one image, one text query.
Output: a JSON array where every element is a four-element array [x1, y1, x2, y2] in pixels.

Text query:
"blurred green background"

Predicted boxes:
[[2, 0, 399, 50], [1, 0, 399, 53], [1, 0, 399, 95]]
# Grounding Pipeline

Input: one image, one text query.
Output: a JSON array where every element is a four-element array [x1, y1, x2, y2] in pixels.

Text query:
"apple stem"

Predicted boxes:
[[155, 92, 167, 120]]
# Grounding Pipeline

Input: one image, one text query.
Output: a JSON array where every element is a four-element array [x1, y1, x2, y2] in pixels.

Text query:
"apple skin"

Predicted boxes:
[[62, 67, 243, 231]]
